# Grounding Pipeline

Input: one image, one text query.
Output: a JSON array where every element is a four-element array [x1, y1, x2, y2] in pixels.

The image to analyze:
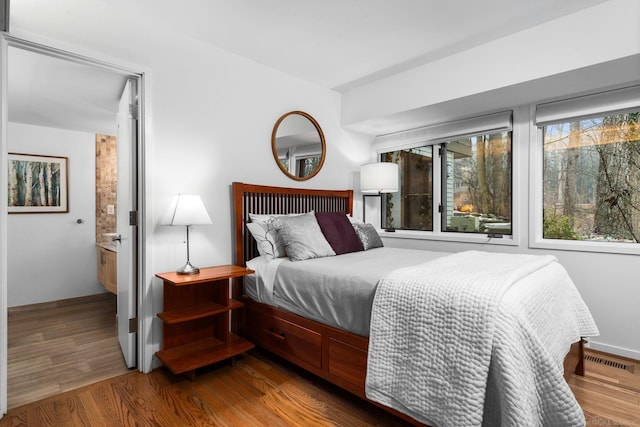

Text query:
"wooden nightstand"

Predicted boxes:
[[155, 265, 255, 380]]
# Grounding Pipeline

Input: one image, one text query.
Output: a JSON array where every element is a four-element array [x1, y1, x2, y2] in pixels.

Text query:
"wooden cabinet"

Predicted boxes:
[[155, 265, 255, 379], [97, 246, 117, 294]]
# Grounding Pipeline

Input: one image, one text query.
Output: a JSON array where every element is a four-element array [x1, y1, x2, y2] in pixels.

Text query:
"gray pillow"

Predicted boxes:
[[246, 221, 285, 261], [273, 211, 335, 261], [353, 223, 384, 250], [246, 213, 304, 260]]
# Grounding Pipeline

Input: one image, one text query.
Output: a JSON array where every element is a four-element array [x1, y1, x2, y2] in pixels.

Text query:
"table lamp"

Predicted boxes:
[[163, 194, 212, 275]]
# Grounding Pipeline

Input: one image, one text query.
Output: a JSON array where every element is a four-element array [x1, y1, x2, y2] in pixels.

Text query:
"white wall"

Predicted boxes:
[[7, 122, 103, 307]]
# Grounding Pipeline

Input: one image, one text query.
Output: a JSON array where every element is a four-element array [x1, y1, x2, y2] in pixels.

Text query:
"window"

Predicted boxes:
[[442, 132, 512, 235], [534, 86, 640, 249], [377, 112, 513, 237], [296, 156, 321, 178], [540, 111, 640, 243]]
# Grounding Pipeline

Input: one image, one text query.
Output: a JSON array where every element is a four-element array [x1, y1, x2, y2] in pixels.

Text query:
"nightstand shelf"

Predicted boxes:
[[158, 299, 244, 324], [155, 265, 255, 379], [156, 334, 254, 375]]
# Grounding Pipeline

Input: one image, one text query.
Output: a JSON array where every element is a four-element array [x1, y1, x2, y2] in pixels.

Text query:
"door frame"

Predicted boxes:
[[0, 34, 152, 415]]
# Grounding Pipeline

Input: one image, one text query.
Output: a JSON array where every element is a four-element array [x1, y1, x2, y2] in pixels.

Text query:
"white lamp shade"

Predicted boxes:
[[162, 194, 212, 226], [360, 162, 399, 193]]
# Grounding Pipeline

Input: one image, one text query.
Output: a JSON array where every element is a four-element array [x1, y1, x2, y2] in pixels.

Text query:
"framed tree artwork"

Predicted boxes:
[[8, 153, 69, 213]]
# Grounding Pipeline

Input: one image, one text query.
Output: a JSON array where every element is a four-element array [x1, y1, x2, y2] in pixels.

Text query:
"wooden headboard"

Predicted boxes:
[[232, 182, 354, 268]]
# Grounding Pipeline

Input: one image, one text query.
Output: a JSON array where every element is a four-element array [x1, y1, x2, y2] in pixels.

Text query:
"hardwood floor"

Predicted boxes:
[[7, 293, 131, 409], [3, 297, 639, 425], [1, 347, 639, 426], [570, 349, 640, 426], [1, 350, 411, 427]]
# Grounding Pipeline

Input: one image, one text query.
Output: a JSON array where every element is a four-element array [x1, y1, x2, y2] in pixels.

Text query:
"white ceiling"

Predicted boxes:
[[8, 0, 610, 133], [8, 47, 127, 134], [146, 0, 610, 91]]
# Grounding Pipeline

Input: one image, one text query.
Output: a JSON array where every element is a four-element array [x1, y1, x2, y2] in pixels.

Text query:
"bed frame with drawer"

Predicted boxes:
[[231, 181, 585, 426]]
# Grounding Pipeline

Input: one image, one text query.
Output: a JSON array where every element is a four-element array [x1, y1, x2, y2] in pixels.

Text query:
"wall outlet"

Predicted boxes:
[[107, 204, 115, 215]]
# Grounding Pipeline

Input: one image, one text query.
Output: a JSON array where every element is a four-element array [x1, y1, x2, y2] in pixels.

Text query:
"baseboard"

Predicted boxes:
[[586, 340, 640, 361]]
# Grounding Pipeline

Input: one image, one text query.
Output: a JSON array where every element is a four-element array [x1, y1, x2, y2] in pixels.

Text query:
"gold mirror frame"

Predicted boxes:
[[271, 111, 326, 181]]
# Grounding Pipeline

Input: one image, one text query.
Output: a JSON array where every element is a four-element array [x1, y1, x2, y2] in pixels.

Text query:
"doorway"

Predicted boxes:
[[0, 36, 146, 414]]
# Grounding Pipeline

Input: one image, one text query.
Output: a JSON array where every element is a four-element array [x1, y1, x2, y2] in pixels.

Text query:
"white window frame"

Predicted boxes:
[[374, 111, 519, 246], [529, 87, 640, 255]]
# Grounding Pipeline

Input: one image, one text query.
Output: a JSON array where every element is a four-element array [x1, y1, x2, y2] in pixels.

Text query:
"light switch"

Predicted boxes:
[[107, 204, 115, 215]]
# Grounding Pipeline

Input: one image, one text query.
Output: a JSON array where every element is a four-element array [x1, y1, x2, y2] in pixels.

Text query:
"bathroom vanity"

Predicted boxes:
[[97, 244, 117, 294]]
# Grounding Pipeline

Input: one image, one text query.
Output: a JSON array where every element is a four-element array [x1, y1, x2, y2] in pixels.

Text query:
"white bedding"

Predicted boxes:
[[246, 247, 447, 335], [245, 256, 285, 307], [365, 250, 599, 427]]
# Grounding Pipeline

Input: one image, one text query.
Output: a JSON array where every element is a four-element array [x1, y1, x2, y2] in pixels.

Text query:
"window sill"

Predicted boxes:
[[378, 229, 519, 246], [530, 237, 640, 256]]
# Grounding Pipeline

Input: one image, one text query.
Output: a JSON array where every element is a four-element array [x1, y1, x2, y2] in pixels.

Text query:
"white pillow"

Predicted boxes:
[[246, 220, 285, 261], [249, 213, 275, 224], [246, 212, 304, 261], [248, 212, 303, 224], [273, 212, 335, 261]]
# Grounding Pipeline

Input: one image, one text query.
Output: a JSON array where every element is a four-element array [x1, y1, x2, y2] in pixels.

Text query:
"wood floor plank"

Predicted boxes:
[[74, 389, 108, 427], [86, 381, 138, 427], [6, 386, 63, 411], [30, 401, 57, 426], [7, 355, 53, 377], [190, 371, 269, 426], [190, 379, 266, 426], [111, 381, 175, 426]]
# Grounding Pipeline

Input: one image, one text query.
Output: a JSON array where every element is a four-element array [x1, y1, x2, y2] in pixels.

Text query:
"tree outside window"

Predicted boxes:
[[542, 111, 640, 243], [443, 132, 512, 235]]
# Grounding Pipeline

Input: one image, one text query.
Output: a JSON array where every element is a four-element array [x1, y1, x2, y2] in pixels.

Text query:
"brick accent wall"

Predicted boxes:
[[95, 134, 117, 243]]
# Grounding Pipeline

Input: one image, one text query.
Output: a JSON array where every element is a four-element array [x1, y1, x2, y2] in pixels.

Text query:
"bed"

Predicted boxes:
[[231, 182, 597, 427]]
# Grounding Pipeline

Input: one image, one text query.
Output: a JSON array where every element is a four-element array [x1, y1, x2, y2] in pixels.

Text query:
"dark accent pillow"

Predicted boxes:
[[272, 212, 335, 261], [315, 212, 364, 255]]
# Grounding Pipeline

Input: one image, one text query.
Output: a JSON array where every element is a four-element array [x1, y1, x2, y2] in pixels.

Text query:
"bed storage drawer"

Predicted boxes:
[[328, 338, 367, 388], [247, 309, 322, 369]]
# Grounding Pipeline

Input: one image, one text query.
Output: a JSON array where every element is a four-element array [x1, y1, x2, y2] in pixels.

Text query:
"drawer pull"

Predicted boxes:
[[264, 327, 286, 341]]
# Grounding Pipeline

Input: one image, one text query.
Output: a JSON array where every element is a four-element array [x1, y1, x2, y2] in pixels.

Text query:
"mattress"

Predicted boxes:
[[245, 247, 448, 336]]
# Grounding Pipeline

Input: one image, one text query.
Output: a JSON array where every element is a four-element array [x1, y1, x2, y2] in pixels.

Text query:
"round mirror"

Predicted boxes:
[[271, 111, 326, 181]]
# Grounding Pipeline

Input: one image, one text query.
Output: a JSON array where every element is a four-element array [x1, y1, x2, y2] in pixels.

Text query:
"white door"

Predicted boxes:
[[116, 78, 137, 368]]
